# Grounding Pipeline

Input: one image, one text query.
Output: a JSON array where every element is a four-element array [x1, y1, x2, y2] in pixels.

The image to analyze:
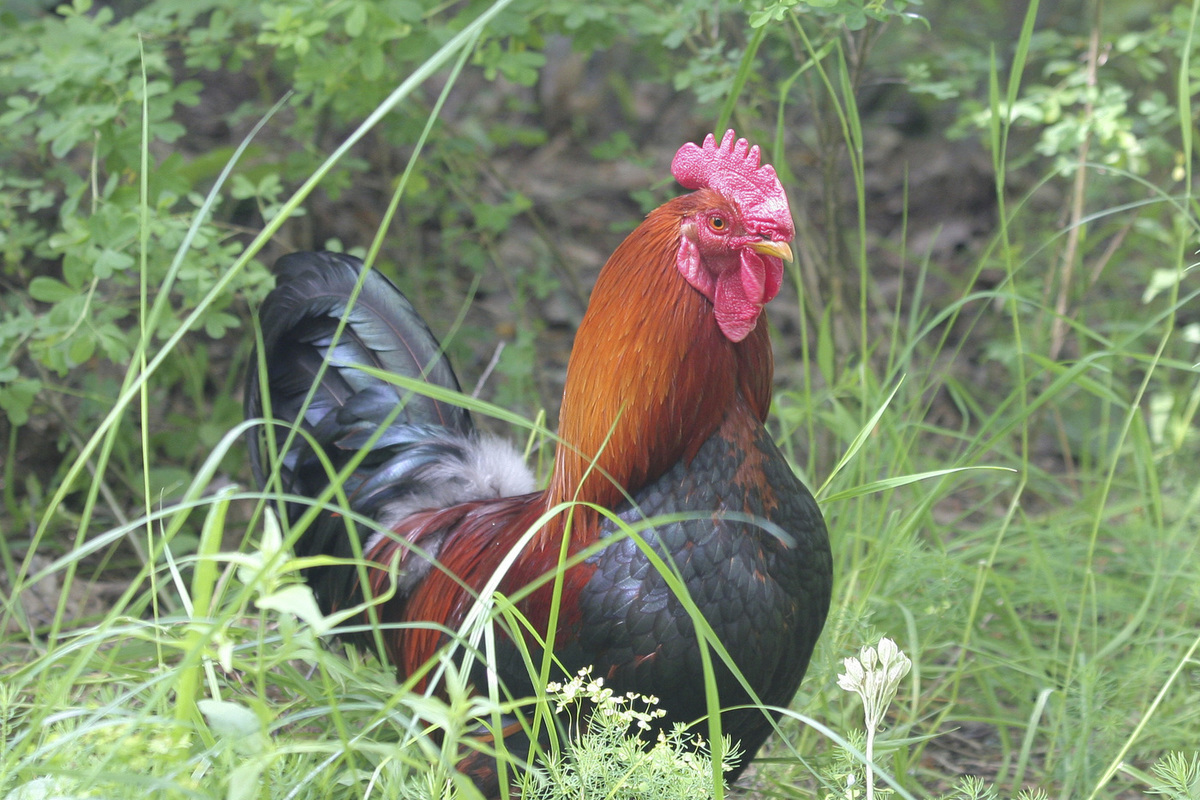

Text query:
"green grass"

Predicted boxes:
[[2, 0, 1200, 798]]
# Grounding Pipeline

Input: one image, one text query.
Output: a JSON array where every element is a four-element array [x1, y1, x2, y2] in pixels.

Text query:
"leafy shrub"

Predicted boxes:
[[0, 0, 274, 531], [0, 0, 816, 536]]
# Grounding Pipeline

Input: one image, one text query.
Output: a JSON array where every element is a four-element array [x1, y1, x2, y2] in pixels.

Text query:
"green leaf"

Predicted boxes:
[[260, 509, 283, 559], [227, 760, 266, 800], [256, 584, 331, 635], [1143, 268, 1183, 304], [345, 3, 367, 37], [93, 248, 135, 279], [823, 466, 1017, 504], [198, 699, 263, 744], [68, 334, 95, 364], [0, 377, 41, 426], [28, 276, 76, 302], [204, 311, 240, 338], [817, 305, 835, 387]]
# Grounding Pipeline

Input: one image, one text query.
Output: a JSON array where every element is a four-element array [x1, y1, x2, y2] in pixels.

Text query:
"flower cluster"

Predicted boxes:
[[525, 666, 740, 800], [837, 637, 912, 733], [836, 637, 913, 800], [545, 667, 665, 731]]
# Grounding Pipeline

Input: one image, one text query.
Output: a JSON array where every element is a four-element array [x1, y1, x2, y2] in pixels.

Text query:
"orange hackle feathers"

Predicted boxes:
[[548, 191, 774, 517]]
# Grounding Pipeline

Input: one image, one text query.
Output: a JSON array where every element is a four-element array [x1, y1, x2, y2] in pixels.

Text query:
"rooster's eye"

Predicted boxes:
[[708, 216, 726, 231]]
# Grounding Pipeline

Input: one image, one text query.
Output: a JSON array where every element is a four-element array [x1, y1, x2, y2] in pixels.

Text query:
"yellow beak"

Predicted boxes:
[[750, 239, 794, 262]]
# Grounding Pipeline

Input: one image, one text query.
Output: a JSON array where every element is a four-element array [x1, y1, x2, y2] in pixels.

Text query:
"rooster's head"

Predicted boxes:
[[670, 130, 794, 342]]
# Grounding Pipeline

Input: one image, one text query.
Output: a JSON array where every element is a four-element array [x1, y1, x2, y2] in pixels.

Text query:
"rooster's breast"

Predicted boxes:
[[561, 400, 832, 767]]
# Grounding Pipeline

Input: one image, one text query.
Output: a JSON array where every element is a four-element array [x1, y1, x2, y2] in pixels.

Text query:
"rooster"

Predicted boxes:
[[245, 130, 832, 790]]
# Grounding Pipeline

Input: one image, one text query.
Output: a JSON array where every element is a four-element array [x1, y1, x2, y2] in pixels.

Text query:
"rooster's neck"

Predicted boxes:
[[545, 192, 774, 524]]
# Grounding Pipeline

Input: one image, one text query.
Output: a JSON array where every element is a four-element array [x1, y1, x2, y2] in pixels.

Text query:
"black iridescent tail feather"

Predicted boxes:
[[244, 252, 533, 611]]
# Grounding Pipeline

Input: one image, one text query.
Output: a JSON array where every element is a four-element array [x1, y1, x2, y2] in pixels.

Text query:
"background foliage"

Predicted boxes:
[[1, 0, 1198, 798]]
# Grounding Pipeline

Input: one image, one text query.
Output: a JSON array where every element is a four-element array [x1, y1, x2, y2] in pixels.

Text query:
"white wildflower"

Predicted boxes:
[[836, 637, 912, 800]]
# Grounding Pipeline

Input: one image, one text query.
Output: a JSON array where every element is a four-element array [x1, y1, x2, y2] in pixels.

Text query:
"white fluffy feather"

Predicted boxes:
[[367, 433, 536, 552]]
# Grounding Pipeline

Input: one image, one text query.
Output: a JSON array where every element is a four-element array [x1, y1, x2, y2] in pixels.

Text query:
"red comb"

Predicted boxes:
[[671, 130, 792, 238]]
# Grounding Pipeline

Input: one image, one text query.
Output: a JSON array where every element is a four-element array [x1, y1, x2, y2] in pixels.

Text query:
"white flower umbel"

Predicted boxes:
[[837, 637, 912, 800], [526, 666, 740, 799], [545, 666, 665, 733]]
